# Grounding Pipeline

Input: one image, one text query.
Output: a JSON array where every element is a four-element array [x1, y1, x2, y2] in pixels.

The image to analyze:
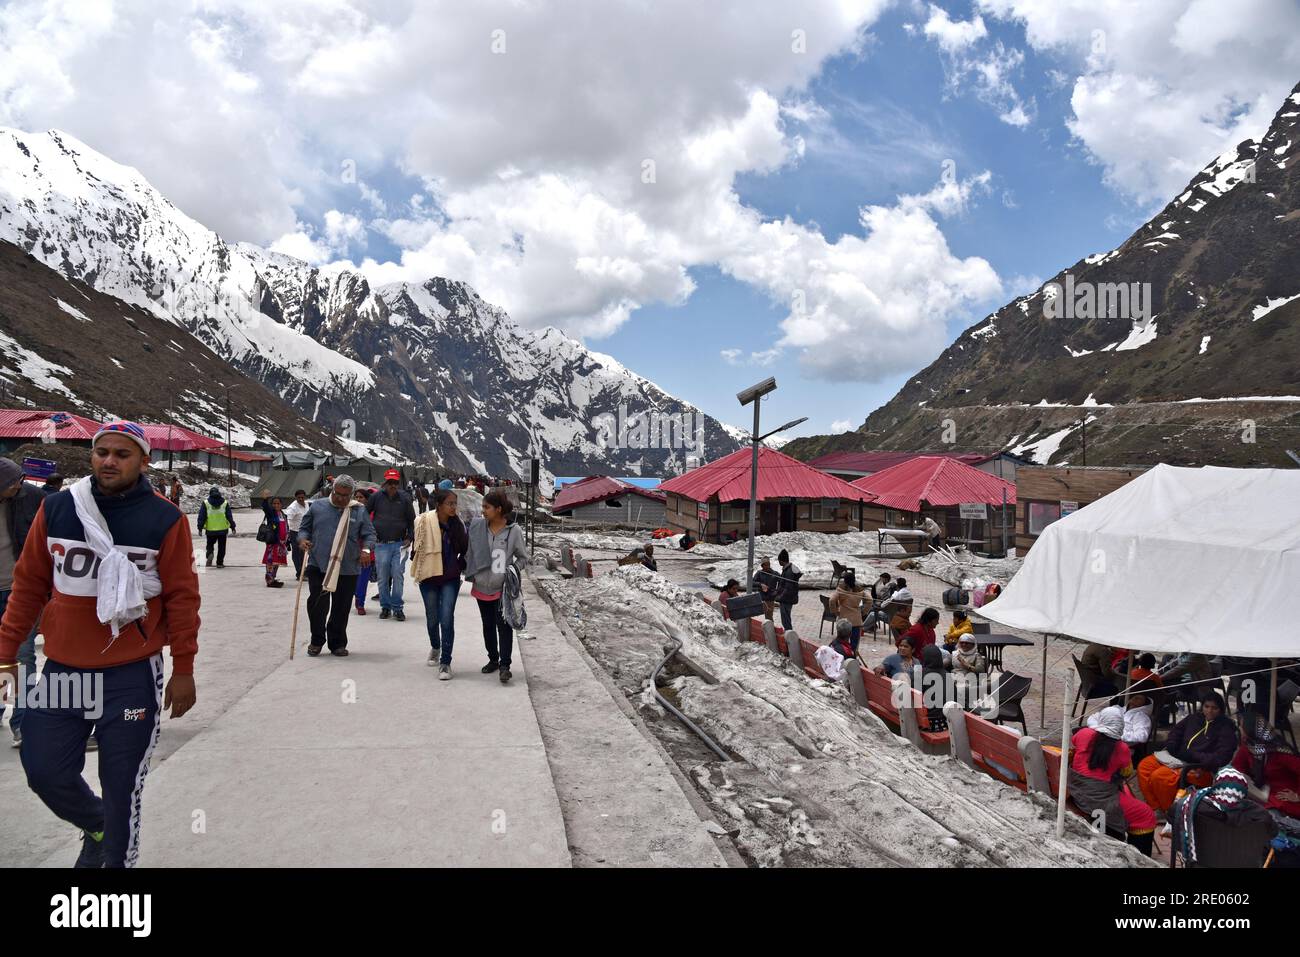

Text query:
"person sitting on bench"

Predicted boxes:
[[901, 607, 941, 656], [679, 529, 696, 550], [875, 636, 917, 680], [718, 579, 740, 612], [1068, 708, 1158, 856]]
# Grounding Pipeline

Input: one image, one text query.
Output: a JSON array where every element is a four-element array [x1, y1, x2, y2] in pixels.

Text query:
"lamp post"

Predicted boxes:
[[735, 377, 807, 592]]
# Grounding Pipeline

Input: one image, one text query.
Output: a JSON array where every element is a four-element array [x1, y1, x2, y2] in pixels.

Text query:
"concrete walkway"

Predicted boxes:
[[19, 528, 571, 867]]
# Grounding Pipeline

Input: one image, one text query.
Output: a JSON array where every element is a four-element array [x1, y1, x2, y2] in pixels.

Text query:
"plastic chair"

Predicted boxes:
[[971, 621, 991, 635], [1071, 654, 1101, 720], [830, 560, 850, 592], [817, 594, 837, 641], [1169, 798, 1276, 868], [990, 671, 1032, 735]]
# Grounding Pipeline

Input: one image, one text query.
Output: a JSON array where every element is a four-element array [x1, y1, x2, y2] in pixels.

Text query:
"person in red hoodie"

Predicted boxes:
[[901, 607, 941, 656], [0, 422, 199, 868]]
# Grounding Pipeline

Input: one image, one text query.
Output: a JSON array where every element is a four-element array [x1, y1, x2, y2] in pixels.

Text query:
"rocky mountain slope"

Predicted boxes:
[[0, 240, 336, 451], [0, 129, 743, 480], [786, 81, 1300, 468]]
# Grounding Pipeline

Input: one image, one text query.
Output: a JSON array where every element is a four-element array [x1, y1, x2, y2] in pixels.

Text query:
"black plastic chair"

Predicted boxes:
[[971, 621, 991, 635], [1071, 654, 1102, 720], [990, 671, 1032, 735], [830, 560, 852, 592], [818, 594, 837, 641]]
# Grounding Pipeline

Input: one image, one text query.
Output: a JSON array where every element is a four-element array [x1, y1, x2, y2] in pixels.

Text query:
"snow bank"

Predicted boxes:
[[913, 547, 1023, 589], [536, 566, 1153, 869], [179, 483, 251, 514]]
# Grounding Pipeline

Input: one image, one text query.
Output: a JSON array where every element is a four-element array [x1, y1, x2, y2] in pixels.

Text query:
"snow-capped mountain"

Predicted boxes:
[[0, 129, 744, 481], [787, 81, 1300, 469]]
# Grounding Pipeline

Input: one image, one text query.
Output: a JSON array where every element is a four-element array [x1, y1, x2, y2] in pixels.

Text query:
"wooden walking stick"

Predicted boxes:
[[290, 548, 309, 660]]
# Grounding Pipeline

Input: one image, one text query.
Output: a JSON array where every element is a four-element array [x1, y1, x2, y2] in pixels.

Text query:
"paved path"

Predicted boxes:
[[8, 525, 571, 867]]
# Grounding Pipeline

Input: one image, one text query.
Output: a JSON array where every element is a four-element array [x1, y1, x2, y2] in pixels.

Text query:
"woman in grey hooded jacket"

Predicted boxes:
[[463, 489, 528, 684]]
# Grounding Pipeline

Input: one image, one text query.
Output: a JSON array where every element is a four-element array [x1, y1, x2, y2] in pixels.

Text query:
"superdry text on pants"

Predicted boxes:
[[20, 654, 164, 868]]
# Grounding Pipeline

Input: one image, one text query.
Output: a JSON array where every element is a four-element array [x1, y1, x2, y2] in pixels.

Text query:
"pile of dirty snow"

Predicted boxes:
[[535, 565, 1155, 870], [179, 483, 250, 514], [914, 547, 1022, 589]]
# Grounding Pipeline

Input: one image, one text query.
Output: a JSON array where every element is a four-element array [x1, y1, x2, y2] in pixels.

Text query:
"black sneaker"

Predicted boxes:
[[75, 830, 105, 868], [499, 668, 512, 684], [393, 610, 405, 622], [481, 661, 499, 674], [379, 609, 391, 620]]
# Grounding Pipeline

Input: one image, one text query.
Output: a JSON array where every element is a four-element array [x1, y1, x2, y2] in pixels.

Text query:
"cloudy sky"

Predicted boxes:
[[2, 0, 1297, 437]]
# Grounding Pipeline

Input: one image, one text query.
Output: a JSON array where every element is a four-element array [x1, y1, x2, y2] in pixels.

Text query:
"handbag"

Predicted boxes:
[[256, 520, 273, 543]]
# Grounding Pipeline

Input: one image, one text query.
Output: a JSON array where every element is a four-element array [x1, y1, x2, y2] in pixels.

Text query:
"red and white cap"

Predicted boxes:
[[384, 469, 402, 482]]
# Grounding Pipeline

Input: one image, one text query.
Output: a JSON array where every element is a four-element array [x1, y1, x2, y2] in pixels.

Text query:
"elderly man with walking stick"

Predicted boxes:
[[296, 474, 376, 658]]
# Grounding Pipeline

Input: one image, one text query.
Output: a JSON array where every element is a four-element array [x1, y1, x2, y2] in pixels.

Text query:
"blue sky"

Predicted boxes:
[[4, 1, 1295, 442]]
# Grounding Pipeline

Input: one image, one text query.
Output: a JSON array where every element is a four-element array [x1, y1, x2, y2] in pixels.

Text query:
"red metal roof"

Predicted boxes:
[[138, 423, 224, 452], [553, 475, 666, 511], [851, 455, 1015, 511], [0, 409, 100, 441], [811, 449, 988, 474], [660, 446, 876, 504], [0, 409, 224, 452]]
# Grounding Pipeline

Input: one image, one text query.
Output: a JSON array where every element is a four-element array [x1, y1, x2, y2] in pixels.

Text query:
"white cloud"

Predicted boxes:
[[922, 5, 987, 53], [977, 0, 1300, 203], [0, 0, 1006, 381], [830, 419, 854, 433], [720, 348, 743, 365]]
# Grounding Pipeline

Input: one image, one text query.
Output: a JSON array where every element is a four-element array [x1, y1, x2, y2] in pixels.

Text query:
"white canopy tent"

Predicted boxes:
[[980, 464, 1300, 659]]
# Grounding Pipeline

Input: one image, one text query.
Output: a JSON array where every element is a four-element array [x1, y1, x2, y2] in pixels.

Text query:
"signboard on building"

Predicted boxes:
[[958, 502, 987, 520], [1060, 500, 1079, 517]]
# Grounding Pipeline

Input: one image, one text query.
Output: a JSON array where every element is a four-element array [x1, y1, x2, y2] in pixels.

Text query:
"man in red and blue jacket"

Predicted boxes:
[[0, 421, 199, 868]]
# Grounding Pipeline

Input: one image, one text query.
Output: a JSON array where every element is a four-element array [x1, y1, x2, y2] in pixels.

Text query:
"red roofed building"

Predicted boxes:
[[552, 476, 667, 526], [851, 455, 1016, 554], [0, 409, 101, 452], [811, 449, 1026, 483], [659, 446, 877, 542]]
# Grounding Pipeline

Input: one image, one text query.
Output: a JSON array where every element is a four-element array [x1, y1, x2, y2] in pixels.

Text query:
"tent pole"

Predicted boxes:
[[1041, 634, 1049, 728], [1123, 649, 1134, 707], [1269, 658, 1278, 729], [1056, 670, 1072, 837]]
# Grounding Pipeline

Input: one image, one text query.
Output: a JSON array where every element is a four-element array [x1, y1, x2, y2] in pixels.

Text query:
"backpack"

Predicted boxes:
[[502, 560, 527, 631]]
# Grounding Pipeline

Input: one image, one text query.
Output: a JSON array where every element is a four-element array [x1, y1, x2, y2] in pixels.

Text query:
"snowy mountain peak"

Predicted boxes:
[[0, 127, 742, 479]]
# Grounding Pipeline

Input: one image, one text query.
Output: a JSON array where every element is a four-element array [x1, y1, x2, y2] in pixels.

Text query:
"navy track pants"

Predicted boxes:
[[20, 654, 164, 868]]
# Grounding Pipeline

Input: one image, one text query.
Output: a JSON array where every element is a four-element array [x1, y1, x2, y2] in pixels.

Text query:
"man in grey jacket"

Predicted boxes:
[[297, 474, 377, 657]]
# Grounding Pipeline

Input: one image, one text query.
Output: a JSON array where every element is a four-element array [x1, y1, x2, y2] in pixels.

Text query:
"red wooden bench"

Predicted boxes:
[[965, 712, 1029, 790], [799, 637, 828, 679], [861, 670, 949, 748]]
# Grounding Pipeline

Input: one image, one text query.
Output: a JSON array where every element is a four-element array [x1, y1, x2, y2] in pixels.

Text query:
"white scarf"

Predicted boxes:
[[322, 499, 361, 592], [70, 476, 163, 639]]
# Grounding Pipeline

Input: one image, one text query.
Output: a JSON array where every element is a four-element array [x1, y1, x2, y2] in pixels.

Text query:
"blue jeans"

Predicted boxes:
[[374, 542, 406, 612], [0, 589, 39, 735], [419, 578, 459, 665]]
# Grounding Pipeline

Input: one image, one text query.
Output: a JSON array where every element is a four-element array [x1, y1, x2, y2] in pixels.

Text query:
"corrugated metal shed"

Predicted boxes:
[[659, 446, 876, 503], [553, 475, 666, 512], [811, 449, 987, 474], [851, 455, 1016, 511], [0, 409, 100, 441]]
